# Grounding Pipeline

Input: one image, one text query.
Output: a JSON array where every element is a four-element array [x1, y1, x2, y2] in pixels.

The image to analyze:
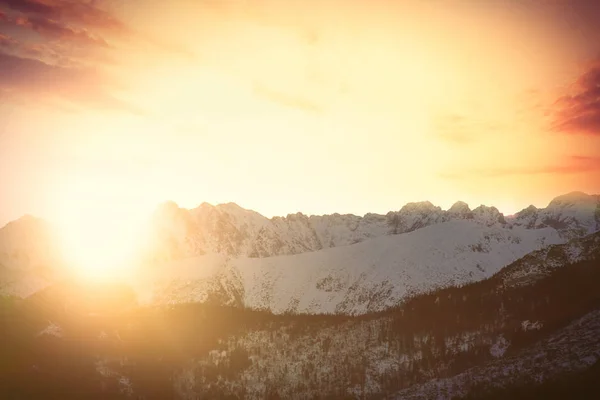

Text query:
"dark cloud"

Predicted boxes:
[[440, 155, 600, 179], [0, 2, 141, 112], [0, 51, 142, 113], [1, 0, 193, 61], [0, 33, 16, 47], [0, 0, 55, 16], [14, 15, 109, 46], [552, 58, 600, 135], [0, 0, 128, 33]]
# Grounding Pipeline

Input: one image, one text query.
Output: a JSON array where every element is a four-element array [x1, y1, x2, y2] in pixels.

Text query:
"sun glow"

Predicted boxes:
[[51, 180, 151, 282]]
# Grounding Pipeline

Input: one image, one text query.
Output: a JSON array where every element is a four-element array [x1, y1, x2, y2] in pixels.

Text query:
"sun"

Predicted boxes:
[[50, 181, 149, 282], [57, 213, 140, 281]]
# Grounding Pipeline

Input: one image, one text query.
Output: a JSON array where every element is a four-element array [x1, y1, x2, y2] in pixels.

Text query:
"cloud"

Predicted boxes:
[[253, 83, 323, 113], [551, 58, 600, 135], [1, 0, 194, 62], [0, 33, 16, 47], [0, 0, 54, 16], [440, 155, 600, 179], [0, 1, 193, 112], [0, 0, 128, 33], [0, 1, 143, 112], [0, 51, 142, 113], [13, 15, 109, 46]]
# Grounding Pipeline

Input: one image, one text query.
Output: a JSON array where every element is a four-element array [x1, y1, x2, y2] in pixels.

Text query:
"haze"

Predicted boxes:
[[1, 0, 600, 275]]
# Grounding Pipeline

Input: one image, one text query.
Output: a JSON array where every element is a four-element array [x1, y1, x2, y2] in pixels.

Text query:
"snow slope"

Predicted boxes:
[[137, 219, 565, 314], [497, 231, 600, 288]]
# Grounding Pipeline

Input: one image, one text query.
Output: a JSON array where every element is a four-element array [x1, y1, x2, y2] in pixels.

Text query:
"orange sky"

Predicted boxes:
[[1, 0, 600, 229]]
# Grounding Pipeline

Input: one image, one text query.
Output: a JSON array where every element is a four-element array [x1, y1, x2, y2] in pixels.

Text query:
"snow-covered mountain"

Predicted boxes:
[[135, 219, 567, 314], [1, 191, 599, 312], [508, 191, 600, 238], [129, 192, 599, 313], [142, 192, 599, 262], [0, 215, 65, 297], [497, 230, 600, 288]]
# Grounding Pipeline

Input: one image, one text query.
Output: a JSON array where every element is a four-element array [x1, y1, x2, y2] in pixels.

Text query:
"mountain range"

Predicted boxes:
[[2, 191, 600, 399], [1, 191, 599, 314]]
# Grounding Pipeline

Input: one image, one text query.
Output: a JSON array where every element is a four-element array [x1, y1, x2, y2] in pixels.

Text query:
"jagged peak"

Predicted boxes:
[[399, 201, 441, 214], [1, 214, 48, 232], [448, 201, 471, 213], [310, 212, 359, 219], [363, 212, 385, 219], [217, 202, 244, 210], [515, 204, 538, 218], [473, 204, 500, 213], [472, 205, 506, 225], [547, 191, 594, 208], [284, 212, 308, 220]]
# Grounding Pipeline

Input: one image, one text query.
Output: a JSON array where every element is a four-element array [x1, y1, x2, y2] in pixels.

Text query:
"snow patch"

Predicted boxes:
[[489, 336, 510, 358], [37, 322, 63, 338]]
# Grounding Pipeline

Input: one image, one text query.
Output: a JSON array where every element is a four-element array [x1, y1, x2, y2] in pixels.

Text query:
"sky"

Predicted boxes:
[[1, 0, 600, 231]]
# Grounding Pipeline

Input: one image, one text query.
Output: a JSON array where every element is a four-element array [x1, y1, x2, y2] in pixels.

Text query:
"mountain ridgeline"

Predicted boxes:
[[143, 191, 600, 262], [1, 192, 600, 312]]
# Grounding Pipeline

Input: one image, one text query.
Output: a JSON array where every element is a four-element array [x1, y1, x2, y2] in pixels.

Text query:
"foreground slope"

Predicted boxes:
[[2, 232, 599, 399]]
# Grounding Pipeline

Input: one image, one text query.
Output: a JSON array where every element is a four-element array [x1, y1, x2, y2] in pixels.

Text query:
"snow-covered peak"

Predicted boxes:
[[472, 205, 506, 226], [0, 215, 64, 272], [399, 201, 441, 214], [509, 192, 600, 238], [386, 201, 447, 234], [547, 191, 595, 208], [136, 192, 600, 262], [511, 205, 540, 229], [154, 200, 181, 215], [448, 201, 474, 219], [0, 214, 48, 235]]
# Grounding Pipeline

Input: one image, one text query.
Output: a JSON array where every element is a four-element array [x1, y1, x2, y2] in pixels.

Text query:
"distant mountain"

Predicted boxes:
[[1, 191, 599, 308], [137, 219, 565, 314], [0, 215, 65, 297], [131, 192, 599, 313], [142, 192, 599, 262], [508, 191, 600, 238]]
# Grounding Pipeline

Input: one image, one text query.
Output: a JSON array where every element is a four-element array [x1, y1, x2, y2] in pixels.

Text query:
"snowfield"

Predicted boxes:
[[136, 219, 565, 314]]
